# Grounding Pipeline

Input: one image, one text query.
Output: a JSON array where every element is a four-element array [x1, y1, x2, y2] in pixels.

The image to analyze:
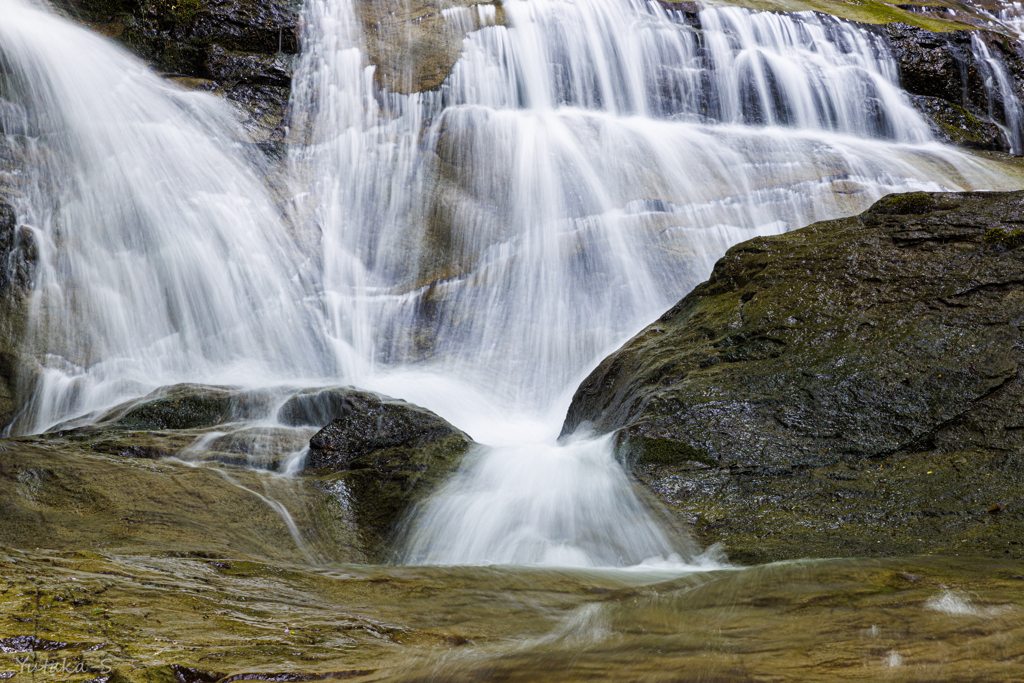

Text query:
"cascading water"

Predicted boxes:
[[0, 0, 345, 434], [291, 0, 1023, 412], [288, 0, 1024, 565], [970, 33, 1024, 153], [5, 0, 1024, 566]]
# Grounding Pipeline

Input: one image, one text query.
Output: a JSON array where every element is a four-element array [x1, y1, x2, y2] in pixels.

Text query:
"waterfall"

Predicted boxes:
[[292, 0, 1021, 415], [970, 34, 1024, 154], [4, 0, 1024, 566], [0, 0, 346, 433], [286, 0, 1023, 565]]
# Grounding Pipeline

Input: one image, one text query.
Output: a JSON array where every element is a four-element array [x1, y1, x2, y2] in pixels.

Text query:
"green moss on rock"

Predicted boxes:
[[112, 385, 236, 430], [620, 435, 717, 468], [564, 190, 1024, 564], [303, 391, 474, 560]]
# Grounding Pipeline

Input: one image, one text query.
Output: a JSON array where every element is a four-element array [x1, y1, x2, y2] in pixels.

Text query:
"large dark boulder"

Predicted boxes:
[[302, 389, 473, 559], [306, 390, 469, 468], [563, 190, 1024, 564]]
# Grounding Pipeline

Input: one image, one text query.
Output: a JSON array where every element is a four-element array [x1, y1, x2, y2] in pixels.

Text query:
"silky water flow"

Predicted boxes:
[[4, 0, 1024, 567]]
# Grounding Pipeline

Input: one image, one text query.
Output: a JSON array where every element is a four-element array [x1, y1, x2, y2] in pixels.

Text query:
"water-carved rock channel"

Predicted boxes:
[[1, 0, 1024, 679]]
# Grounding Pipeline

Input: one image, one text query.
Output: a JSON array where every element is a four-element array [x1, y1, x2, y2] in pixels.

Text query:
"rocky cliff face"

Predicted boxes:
[[0, 189, 35, 429], [564, 190, 1024, 563], [884, 22, 1024, 152], [54, 0, 1024, 161], [52, 0, 505, 160], [53, 0, 301, 158]]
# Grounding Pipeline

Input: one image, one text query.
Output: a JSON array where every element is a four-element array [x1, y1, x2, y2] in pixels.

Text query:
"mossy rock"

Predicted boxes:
[[105, 384, 239, 430], [563, 190, 1024, 564], [909, 94, 1007, 151], [0, 438, 364, 562], [303, 391, 474, 560], [306, 392, 471, 469], [694, 0, 982, 33], [618, 435, 717, 469]]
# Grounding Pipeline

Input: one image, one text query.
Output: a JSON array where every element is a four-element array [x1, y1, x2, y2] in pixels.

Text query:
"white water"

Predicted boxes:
[[970, 33, 1024, 154], [0, 0, 345, 434], [4, 0, 1024, 566]]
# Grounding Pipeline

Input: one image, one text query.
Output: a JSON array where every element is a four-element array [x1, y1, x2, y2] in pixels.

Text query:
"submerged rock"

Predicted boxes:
[[304, 390, 474, 559], [563, 190, 1024, 563]]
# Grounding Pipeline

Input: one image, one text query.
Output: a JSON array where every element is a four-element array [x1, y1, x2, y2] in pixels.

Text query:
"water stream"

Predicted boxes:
[[3, 0, 1024, 567]]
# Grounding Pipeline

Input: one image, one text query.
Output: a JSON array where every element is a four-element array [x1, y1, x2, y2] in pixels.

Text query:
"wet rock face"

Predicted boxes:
[[563, 190, 1024, 563], [0, 197, 35, 428], [908, 94, 1005, 149], [55, 0, 506, 158], [0, 438, 364, 562], [304, 390, 473, 558], [307, 391, 470, 469], [111, 384, 239, 430], [355, 0, 506, 94], [885, 24, 980, 105], [52, 0, 298, 157], [0, 383, 474, 561], [884, 23, 1024, 152]]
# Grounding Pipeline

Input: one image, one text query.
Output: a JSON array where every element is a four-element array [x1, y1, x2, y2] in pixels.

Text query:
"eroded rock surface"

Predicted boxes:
[[0, 383, 473, 562], [0, 439, 365, 562], [564, 190, 1024, 563], [3, 547, 1020, 683]]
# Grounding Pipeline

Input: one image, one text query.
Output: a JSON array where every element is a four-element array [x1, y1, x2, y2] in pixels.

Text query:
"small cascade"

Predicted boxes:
[[994, 1, 1024, 36], [403, 434, 688, 567], [970, 33, 1024, 153]]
